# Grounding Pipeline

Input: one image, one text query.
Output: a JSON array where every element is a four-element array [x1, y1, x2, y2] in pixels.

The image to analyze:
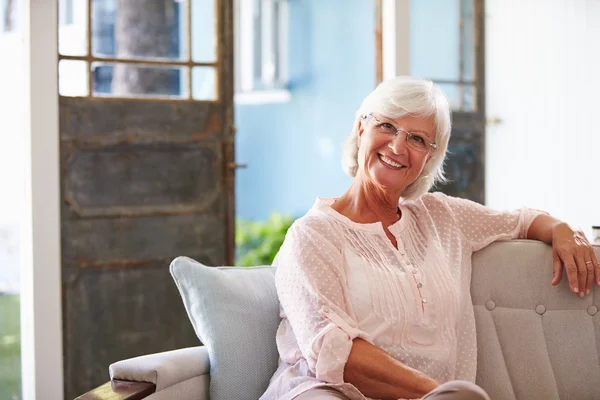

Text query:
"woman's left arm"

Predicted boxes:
[[527, 214, 600, 297]]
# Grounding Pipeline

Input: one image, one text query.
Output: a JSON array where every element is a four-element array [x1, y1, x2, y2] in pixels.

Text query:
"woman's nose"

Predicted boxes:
[[388, 131, 409, 155]]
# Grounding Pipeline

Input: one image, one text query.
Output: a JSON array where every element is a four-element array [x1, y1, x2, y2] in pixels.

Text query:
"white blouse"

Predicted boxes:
[[260, 192, 542, 400]]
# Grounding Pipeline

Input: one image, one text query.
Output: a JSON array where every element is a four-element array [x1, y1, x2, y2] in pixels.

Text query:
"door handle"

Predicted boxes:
[[228, 162, 248, 170], [486, 116, 503, 126]]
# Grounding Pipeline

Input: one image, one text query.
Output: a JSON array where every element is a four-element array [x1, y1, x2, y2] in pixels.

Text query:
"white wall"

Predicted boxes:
[[486, 0, 600, 238]]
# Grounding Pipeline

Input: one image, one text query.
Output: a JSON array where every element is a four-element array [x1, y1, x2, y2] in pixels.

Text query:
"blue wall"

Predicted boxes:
[[410, 0, 460, 81], [235, 0, 375, 221]]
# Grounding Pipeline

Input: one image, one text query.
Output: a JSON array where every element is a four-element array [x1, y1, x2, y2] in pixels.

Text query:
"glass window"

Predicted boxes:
[[58, 0, 219, 101], [235, 0, 288, 93], [0, 0, 18, 33], [92, 0, 185, 61], [92, 62, 188, 99], [0, 3, 23, 395], [192, 0, 217, 62]]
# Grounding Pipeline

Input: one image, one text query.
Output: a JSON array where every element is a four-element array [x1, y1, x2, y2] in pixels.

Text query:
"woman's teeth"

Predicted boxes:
[[379, 154, 405, 168]]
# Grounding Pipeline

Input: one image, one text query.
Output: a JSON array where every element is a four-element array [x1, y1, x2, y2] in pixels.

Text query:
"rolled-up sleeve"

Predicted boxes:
[[274, 221, 370, 384], [433, 192, 547, 252]]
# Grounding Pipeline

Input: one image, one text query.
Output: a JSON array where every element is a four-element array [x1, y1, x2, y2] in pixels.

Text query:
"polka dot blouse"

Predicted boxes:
[[260, 192, 542, 400]]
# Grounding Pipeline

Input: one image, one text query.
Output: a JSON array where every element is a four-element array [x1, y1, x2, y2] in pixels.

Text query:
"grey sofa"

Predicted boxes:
[[79, 240, 600, 400]]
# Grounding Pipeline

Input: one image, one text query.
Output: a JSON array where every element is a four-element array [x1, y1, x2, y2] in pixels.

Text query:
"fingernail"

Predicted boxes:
[[586, 289, 590, 295], [579, 292, 584, 297], [574, 287, 579, 293]]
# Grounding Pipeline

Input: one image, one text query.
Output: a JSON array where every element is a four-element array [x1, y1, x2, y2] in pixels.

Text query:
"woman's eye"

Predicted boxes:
[[410, 134, 425, 144], [379, 123, 396, 132]]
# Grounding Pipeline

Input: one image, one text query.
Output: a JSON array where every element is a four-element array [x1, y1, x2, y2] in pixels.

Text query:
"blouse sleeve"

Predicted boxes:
[[274, 219, 371, 384], [432, 192, 546, 252]]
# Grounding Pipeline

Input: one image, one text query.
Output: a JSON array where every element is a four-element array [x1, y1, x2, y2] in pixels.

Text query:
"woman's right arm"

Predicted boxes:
[[276, 219, 438, 400], [345, 338, 439, 400]]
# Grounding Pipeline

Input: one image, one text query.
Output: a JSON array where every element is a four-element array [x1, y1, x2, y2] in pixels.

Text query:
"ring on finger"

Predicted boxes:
[[585, 261, 593, 265]]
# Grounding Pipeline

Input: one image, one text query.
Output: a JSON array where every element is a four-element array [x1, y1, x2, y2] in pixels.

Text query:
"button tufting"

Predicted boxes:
[[588, 306, 598, 316], [485, 300, 495, 311], [535, 305, 546, 315]]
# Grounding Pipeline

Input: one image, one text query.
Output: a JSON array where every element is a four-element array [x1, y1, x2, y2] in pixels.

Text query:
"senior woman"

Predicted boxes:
[[259, 76, 599, 400]]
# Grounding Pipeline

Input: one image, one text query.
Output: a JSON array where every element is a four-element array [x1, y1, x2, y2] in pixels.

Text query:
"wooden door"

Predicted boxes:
[[438, 0, 486, 203], [58, 1, 235, 398], [374, 0, 486, 203]]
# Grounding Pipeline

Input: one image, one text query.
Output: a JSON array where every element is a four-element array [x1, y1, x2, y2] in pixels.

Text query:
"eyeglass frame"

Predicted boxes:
[[362, 113, 438, 153]]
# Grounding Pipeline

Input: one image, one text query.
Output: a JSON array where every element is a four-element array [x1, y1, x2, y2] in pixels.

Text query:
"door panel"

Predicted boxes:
[[401, 0, 486, 203], [58, 1, 234, 398], [437, 0, 486, 204]]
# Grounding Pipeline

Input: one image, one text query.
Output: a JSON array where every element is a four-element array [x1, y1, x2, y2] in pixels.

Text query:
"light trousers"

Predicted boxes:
[[294, 380, 491, 400]]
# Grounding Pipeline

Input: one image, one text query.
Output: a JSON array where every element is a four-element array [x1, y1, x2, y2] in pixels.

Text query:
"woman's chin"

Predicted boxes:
[[370, 169, 410, 191]]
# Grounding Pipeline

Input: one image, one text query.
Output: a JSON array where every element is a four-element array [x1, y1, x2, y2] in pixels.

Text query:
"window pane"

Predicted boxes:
[[59, 60, 89, 97], [1, 0, 18, 33], [92, 0, 185, 61], [0, 25, 22, 399], [0, 289, 20, 400], [58, 0, 88, 56], [410, 0, 476, 82], [191, 0, 216, 62], [437, 83, 477, 112], [93, 62, 188, 98], [192, 67, 217, 100]]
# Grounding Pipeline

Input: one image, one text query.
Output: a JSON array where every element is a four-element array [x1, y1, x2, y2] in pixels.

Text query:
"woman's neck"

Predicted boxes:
[[332, 176, 403, 227]]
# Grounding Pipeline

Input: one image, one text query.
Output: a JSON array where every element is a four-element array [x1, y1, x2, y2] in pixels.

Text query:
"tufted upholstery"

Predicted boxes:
[[472, 240, 600, 400]]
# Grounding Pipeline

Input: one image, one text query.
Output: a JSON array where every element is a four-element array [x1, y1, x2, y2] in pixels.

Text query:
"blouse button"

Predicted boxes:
[[422, 298, 427, 304], [417, 282, 423, 288], [412, 269, 418, 275], [322, 306, 331, 314]]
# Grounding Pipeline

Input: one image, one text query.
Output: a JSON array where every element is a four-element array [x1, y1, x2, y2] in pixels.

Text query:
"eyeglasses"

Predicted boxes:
[[363, 113, 437, 153]]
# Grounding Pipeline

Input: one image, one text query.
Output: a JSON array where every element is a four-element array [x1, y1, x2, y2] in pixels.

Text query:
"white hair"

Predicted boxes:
[[341, 76, 452, 200]]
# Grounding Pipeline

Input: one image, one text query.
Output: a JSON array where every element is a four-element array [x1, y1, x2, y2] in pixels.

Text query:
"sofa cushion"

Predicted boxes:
[[170, 257, 280, 400]]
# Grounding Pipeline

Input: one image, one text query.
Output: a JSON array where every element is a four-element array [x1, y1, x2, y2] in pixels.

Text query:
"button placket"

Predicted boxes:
[[396, 236, 428, 316], [405, 258, 428, 312]]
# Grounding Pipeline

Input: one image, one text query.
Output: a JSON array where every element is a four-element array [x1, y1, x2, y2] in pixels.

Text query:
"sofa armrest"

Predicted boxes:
[[76, 347, 210, 400], [109, 346, 210, 392], [75, 380, 156, 400]]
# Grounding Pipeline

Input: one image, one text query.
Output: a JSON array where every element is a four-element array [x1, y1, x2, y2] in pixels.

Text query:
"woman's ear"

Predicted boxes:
[[357, 120, 364, 147]]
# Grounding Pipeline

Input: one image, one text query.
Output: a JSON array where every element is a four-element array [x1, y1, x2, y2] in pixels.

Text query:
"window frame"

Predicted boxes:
[[57, 0, 220, 102], [234, 0, 290, 104]]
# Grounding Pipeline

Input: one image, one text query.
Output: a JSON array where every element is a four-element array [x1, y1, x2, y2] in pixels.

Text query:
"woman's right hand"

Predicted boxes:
[[345, 338, 440, 400]]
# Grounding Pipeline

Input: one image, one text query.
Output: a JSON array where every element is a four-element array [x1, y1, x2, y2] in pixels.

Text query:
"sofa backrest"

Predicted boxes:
[[187, 240, 600, 399], [471, 240, 600, 399]]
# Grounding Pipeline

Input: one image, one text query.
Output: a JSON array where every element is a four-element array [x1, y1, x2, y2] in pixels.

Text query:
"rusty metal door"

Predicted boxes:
[[58, 1, 235, 398], [434, 0, 486, 203]]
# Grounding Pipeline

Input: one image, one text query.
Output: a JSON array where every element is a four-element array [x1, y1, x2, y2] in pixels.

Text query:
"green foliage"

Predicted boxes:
[[0, 293, 21, 400], [235, 213, 295, 267]]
